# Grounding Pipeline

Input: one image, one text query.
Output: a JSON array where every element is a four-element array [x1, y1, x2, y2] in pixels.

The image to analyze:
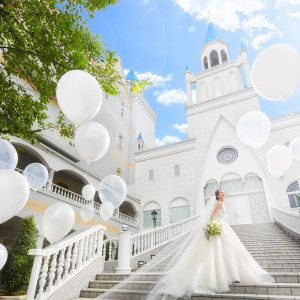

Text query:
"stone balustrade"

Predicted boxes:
[[272, 206, 300, 241], [26, 225, 106, 300]]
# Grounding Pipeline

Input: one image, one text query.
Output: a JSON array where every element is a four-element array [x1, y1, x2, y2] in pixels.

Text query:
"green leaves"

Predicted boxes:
[[1, 215, 37, 296], [0, 0, 124, 144]]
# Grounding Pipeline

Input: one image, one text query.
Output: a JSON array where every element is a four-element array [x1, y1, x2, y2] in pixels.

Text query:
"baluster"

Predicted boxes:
[[47, 252, 58, 292], [63, 245, 72, 279], [83, 235, 89, 263], [91, 231, 97, 258], [103, 241, 107, 260], [137, 237, 141, 254], [87, 234, 94, 261], [37, 256, 50, 298], [56, 248, 65, 285], [134, 237, 137, 256], [70, 241, 79, 275], [108, 241, 113, 261], [97, 229, 104, 256]]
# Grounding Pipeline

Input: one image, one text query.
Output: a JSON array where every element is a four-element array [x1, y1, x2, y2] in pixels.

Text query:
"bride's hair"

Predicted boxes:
[[215, 189, 222, 201]]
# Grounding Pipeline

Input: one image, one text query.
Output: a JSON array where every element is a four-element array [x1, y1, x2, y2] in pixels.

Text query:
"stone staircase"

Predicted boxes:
[[75, 223, 300, 300]]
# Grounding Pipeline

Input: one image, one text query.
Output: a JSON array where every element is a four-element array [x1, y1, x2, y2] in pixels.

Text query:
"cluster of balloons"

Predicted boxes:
[[236, 43, 300, 178], [56, 70, 110, 164], [0, 139, 49, 225], [0, 139, 53, 269], [79, 175, 127, 223]]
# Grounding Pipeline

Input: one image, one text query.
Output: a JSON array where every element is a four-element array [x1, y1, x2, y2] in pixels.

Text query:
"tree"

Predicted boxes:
[[1, 215, 37, 296], [0, 0, 150, 144]]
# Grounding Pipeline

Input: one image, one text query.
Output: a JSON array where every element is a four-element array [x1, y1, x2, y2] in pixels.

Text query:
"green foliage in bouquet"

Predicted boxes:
[[203, 220, 223, 241]]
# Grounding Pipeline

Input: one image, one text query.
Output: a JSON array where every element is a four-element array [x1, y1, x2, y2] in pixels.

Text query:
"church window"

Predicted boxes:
[[221, 50, 228, 63], [287, 181, 300, 208], [149, 170, 154, 181], [118, 134, 123, 151], [217, 147, 238, 164], [203, 56, 208, 70], [210, 50, 219, 67], [204, 180, 219, 204], [116, 168, 122, 176], [169, 198, 190, 223], [174, 165, 180, 176]]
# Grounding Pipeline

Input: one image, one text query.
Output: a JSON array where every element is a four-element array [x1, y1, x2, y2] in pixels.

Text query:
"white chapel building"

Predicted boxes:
[[134, 23, 300, 230], [1, 23, 300, 246]]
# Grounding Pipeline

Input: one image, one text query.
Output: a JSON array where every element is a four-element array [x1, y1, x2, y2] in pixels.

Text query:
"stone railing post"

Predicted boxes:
[[115, 230, 132, 274]]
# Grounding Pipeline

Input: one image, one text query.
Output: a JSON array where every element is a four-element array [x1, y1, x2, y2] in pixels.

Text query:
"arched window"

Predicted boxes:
[[210, 50, 219, 67], [287, 181, 300, 208], [174, 165, 180, 176], [221, 50, 228, 63], [169, 198, 190, 223], [118, 134, 123, 151], [143, 201, 161, 228], [149, 170, 154, 181], [203, 56, 208, 70], [116, 168, 122, 176]]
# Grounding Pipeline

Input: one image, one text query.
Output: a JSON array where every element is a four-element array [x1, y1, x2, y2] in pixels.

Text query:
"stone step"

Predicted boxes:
[[87, 281, 300, 295], [80, 286, 300, 299], [96, 272, 300, 284]]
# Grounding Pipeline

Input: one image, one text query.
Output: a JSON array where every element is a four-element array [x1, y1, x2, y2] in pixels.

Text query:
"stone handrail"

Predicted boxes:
[[130, 215, 200, 258], [272, 207, 300, 242], [26, 225, 106, 300], [103, 237, 119, 261]]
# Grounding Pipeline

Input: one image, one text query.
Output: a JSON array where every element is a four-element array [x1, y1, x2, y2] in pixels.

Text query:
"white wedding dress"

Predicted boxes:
[[146, 202, 274, 299]]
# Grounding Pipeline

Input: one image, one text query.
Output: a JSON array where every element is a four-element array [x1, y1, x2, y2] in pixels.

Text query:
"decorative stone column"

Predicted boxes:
[[47, 169, 55, 191], [115, 229, 132, 274], [184, 70, 193, 107]]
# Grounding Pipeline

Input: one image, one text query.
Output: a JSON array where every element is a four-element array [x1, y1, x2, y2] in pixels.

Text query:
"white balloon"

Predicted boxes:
[[100, 202, 114, 222], [42, 203, 75, 244], [251, 44, 300, 101], [98, 175, 127, 209], [289, 137, 300, 161], [237, 111, 271, 147], [23, 163, 48, 191], [0, 170, 30, 224], [267, 145, 293, 173], [0, 139, 18, 170], [267, 164, 283, 178], [0, 243, 8, 270], [80, 204, 95, 222], [56, 70, 102, 124], [82, 184, 95, 200], [75, 122, 110, 163]]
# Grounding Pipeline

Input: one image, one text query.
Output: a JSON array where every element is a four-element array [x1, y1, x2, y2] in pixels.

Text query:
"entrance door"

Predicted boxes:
[[225, 194, 254, 225]]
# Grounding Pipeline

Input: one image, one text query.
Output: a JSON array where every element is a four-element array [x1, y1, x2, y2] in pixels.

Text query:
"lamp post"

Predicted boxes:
[[151, 210, 158, 229]]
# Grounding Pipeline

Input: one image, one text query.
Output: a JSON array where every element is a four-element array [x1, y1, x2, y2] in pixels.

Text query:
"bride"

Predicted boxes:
[[146, 189, 274, 299]]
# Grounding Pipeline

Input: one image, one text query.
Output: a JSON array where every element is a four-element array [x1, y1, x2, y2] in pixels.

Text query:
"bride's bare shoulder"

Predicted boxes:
[[215, 201, 223, 208]]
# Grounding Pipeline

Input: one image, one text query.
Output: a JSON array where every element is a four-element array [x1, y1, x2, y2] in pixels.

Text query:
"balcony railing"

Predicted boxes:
[[15, 168, 136, 225]]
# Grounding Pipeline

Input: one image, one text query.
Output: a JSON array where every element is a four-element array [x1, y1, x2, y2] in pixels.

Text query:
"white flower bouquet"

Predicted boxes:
[[203, 220, 223, 241]]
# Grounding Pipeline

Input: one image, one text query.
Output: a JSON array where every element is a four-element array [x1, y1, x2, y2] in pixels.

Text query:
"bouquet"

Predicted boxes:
[[203, 220, 223, 241]]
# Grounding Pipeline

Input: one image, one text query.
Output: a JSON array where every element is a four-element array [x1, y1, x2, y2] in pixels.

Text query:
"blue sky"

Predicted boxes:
[[86, 0, 300, 147]]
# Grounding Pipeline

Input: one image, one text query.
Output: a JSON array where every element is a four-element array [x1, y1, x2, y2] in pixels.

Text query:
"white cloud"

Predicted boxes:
[[124, 69, 173, 87], [175, 0, 266, 31], [172, 123, 188, 134], [141, 0, 150, 4], [242, 14, 281, 48], [250, 31, 277, 49], [154, 89, 186, 106], [286, 10, 300, 18], [188, 25, 196, 32], [155, 135, 182, 147]]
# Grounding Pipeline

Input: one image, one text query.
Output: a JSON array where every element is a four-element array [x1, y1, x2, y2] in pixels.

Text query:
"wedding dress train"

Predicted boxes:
[[146, 203, 274, 299]]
